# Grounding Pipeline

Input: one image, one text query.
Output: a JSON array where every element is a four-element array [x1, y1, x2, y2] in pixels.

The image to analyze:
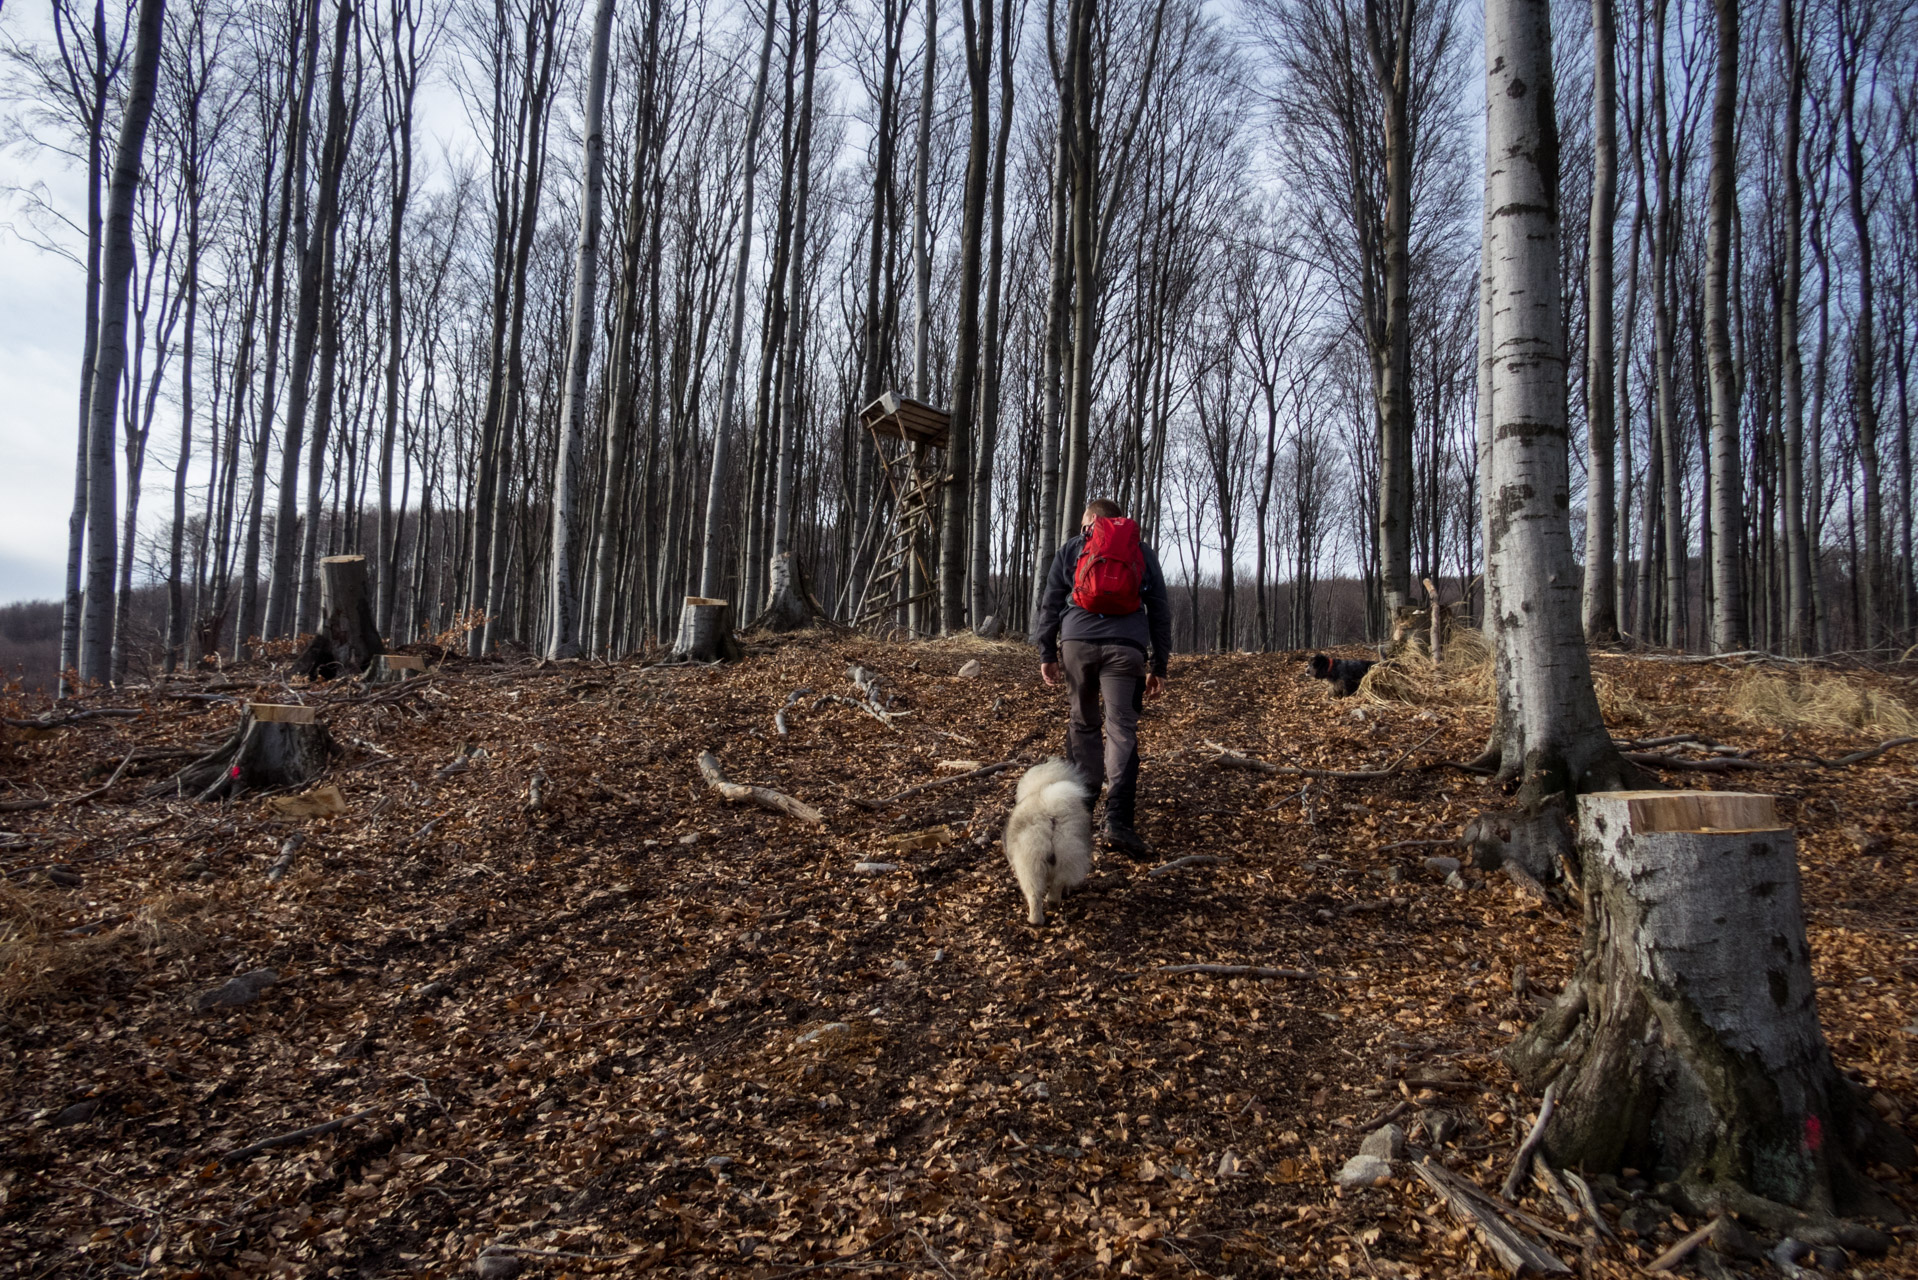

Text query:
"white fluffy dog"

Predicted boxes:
[[1004, 758, 1093, 925]]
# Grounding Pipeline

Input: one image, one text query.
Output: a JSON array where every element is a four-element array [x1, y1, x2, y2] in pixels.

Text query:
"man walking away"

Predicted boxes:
[[1034, 498, 1171, 859]]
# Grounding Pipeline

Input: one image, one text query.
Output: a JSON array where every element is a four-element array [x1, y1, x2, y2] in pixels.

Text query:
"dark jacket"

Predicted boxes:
[[1034, 532, 1173, 677]]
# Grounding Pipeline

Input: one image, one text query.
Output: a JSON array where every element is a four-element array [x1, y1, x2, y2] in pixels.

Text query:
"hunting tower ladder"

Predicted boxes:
[[854, 391, 951, 632]]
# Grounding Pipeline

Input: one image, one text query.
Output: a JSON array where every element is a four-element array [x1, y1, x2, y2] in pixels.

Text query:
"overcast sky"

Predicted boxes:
[[0, 4, 91, 609]]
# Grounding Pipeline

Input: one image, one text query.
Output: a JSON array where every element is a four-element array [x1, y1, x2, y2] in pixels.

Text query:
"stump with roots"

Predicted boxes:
[[672, 597, 743, 663], [155, 703, 337, 801], [748, 553, 833, 634], [293, 555, 385, 680], [1508, 790, 1911, 1246]]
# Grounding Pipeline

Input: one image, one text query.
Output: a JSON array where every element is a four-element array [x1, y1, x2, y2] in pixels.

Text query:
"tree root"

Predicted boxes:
[[1676, 1179, 1894, 1255]]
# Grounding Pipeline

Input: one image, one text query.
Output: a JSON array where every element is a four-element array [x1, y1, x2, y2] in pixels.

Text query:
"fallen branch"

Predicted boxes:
[[1155, 964, 1323, 981], [223, 1108, 377, 1163], [1203, 729, 1442, 781], [850, 760, 1016, 809], [766, 1230, 902, 1280], [0, 750, 138, 813], [1500, 1078, 1559, 1200], [1645, 1217, 1723, 1273], [1411, 1158, 1570, 1276], [697, 750, 824, 824], [1626, 736, 1917, 774], [774, 687, 815, 736], [3, 708, 144, 729], [1147, 854, 1223, 877]]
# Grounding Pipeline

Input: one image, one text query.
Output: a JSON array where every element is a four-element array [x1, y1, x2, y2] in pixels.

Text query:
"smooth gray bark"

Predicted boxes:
[[1704, 0, 1745, 651], [545, 0, 616, 659], [78, 0, 165, 685]]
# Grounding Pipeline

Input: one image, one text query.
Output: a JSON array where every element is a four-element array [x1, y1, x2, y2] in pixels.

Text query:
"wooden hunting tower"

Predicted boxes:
[[854, 391, 950, 631]]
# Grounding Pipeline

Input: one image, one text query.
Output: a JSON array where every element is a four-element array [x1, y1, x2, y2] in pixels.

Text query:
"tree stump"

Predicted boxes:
[[672, 597, 743, 663], [749, 553, 835, 634], [1508, 790, 1910, 1239], [293, 555, 385, 680], [156, 703, 337, 801], [372, 653, 426, 683]]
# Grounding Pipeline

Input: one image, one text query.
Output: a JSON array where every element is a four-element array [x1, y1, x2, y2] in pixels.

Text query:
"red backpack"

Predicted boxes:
[[1072, 517, 1146, 615]]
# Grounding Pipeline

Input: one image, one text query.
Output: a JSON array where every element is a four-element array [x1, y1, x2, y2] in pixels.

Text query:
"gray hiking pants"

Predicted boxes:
[[1060, 640, 1146, 825]]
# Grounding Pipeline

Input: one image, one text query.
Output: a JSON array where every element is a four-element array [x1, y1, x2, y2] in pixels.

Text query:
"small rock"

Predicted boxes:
[[958, 659, 984, 679], [677, 833, 698, 846], [1337, 1154, 1393, 1190], [1359, 1123, 1405, 1161], [192, 968, 279, 1013], [1709, 1216, 1761, 1260], [890, 959, 908, 972], [1348, 707, 1367, 721], [1419, 1109, 1459, 1146], [1617, 1203, 1663, 1239], [409, 980, 453, 1004], [1422, 855, 1461, 876], [1025, 1080, 1050, 1100], [853, 861, 898, 874], [706, 1155, 734, 1169], [53, 1100, 101, 1127], [44, 866, 82, 888], [474, 1250, 523, 1280], [197, 870, 217, 884], [1444, 870, 1468, 891], [182, 859, 209, 879], [816, 1092, 844, 1111]]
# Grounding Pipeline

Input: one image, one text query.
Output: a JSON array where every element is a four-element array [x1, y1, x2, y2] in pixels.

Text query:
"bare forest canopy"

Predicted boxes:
[[3, 0, 1917, 686]]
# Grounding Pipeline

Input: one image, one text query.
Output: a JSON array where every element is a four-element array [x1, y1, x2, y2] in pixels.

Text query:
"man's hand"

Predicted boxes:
[[1041, 661, 1062, 687], [1145, 673, 1166, 700]]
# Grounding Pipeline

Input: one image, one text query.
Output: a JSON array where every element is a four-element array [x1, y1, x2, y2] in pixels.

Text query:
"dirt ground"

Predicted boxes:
[[3, 633, 1917, 1279]]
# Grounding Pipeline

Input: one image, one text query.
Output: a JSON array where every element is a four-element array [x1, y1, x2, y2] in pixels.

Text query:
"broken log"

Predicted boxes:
[[672, 597, 743, 664], [1147, 854, 1223, 877], [696, 750, 822, 823], [1411, 1159, 1570, 1276], [292, 555, 385, 680]]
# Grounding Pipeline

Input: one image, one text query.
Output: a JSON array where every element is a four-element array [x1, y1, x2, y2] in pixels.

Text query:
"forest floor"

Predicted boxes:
[[3, 632, 1918, 1280]]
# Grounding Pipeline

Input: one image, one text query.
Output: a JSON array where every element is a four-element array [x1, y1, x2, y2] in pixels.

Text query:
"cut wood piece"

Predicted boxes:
[[1507, 790, 1914, 1218], [292, 555, 385, 680], [249, 702, 317, 724], [155, 704, 337, 800], [696, 749, 822, 823], [1411, 1158, 1570, 1276], [374, 653, 426, 682], [672, 597, 743, 664], [1645, 1217, 1723, 1272], [1612, 788, 1780, 833]]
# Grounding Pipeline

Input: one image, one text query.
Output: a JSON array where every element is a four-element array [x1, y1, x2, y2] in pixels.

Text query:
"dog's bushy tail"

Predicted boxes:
[[1015, 757, 1088, 808]]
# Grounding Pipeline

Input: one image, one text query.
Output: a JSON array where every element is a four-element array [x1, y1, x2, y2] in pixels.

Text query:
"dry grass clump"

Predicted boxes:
[[0, 889, 206, 1011], [1732, 670, 1918, 736], [1359, 626, 1492, 707]]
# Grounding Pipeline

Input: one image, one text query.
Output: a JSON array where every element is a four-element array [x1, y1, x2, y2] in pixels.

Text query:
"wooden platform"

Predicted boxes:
[[859, 391, 950, 450]]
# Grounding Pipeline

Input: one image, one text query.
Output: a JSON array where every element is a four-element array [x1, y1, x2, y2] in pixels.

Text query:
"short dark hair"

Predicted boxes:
[[1084, 498, 1124, 519]]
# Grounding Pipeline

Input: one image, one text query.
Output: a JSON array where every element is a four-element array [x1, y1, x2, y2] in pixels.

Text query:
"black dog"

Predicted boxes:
[[1308, 653, 1375, 697]]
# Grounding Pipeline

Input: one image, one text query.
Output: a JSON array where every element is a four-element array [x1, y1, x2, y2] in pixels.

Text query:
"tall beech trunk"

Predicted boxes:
[[1582, 0, 1619, 644], [78, 0, 166, 685], [694, 0, 778, 598], [1368, 0, 1417, 618], [940, 0, 991, 631], [967, 0, 1015, 626], [1479, 0, 1629, 803], [264, 0, 354, 641], [1704, 0, 1745, 651], [546, 0, 616, 659], [1509, 792, 1911, 1239]]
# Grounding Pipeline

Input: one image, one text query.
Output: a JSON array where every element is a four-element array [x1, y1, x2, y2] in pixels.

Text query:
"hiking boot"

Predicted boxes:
[[1104, 821, 1152, 861]]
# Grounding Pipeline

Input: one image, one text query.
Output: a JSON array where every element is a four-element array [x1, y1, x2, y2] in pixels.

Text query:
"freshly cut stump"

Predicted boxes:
[[156, 703, 337, 801], [673, 597, 742, 663], [1508, 791, 1910, 1240], [293, 555, 385, 679]]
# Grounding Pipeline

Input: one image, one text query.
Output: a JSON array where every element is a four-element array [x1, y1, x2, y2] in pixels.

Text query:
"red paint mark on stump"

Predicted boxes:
[[1805, 1113, 1824, 1151]]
